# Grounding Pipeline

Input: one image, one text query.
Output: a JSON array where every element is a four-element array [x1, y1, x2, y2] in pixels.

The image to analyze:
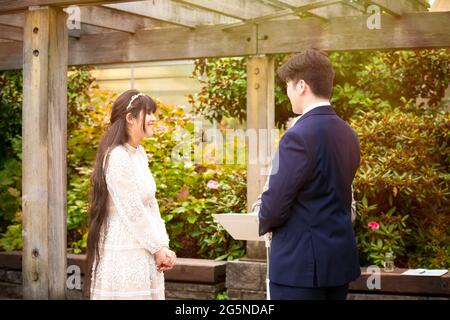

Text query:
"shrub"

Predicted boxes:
[[145, 102, 246, 260], [351, 106, 450, 268]]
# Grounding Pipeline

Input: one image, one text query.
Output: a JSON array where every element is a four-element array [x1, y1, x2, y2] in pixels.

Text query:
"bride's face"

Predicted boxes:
[[127, 110, 157, 140], [143, 112, 157, 137]]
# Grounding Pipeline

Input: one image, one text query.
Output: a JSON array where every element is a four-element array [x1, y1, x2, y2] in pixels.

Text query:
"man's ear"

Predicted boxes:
[[297, 80, 306, 94]]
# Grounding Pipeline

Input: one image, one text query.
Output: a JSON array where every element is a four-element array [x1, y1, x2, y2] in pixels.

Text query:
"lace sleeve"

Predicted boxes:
[[105, 147, 169, 254], [150, 196, 170, 246]]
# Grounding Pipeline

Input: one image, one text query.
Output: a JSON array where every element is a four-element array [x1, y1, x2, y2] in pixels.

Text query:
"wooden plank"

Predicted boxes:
[[0, 11, 127, 37], [0, 13, 25, 27], [223, 0, 343, 29], [22, 6, 67, 300], [246, 55, 275, 211], [245, 55, 275, 260], [165, 258, 227, 284], [104, 0, 239, 28], [0, 251, 23, 270], [221, 8, 293, 30], [22, 6, 51, 300], [0, 0, 147, 13], [265, 0, 345, 14], [68, 23, 257, 65], [0, 23, 257, 69], [46, 5, 68, 300], [0, 40, 21, 69], [78, 22, 121, 35], [308, 2, 362, 19], [368, 0, 428, 16], [257, 11, 450, 54], [349, 267, 450, 296], [63, 253, 224, 285], [173, 0, 279, 20], [0, 24, 23, 41], [265, 0, 362, 20], [73, 6, 168, 33]]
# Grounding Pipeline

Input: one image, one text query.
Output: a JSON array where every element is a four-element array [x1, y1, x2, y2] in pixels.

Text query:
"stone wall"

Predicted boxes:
[[1, 252, 449, 300], [0, 252, 226, 300], [226, 259, 450, 300]]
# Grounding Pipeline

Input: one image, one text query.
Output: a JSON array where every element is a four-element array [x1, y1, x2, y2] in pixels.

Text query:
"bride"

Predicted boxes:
[[84, 89, 176, 300]]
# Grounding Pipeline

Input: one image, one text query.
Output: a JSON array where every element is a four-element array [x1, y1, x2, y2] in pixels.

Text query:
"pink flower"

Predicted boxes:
[[206, 180, 219, 190], [368, 221, 380, 230]]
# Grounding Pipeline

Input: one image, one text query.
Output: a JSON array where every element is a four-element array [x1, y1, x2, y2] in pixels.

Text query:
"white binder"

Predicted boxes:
[[212, 212, 264, 241], [213, 212, 271, 300]]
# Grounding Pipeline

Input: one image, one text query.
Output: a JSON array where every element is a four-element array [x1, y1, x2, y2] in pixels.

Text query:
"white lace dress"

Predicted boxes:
[[90, 143, 170, 300]]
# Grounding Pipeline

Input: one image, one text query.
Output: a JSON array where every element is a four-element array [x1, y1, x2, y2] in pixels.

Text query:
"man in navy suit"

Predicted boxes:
[[258, 49, 361, 300]]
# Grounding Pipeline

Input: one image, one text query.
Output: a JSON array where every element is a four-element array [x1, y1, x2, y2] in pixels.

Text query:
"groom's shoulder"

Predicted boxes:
[[289, 112, 353, 139], [282, 123, 312, 146]]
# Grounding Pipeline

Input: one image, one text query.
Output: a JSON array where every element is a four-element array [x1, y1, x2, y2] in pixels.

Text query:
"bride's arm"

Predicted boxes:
[[105, 147, 169, 254]]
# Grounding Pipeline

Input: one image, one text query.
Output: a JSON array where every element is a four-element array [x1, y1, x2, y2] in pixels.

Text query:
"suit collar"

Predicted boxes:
[[294, 105, 335, 126], [302, 101, 331, 115]]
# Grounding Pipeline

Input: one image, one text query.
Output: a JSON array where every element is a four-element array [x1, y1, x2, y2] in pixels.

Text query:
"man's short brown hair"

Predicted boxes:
[[277, 49, 335, 99]]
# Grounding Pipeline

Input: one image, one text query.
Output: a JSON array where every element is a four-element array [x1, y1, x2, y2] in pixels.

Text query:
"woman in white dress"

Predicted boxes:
[[85, 89, 176, 300]]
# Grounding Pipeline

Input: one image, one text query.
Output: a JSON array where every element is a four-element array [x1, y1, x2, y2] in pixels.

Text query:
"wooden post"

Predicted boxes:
[[245, 55, 275, 260], [22, 6, 68, 300]]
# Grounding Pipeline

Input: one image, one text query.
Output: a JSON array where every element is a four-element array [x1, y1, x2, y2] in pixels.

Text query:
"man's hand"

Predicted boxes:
[[263, 232, 272, 241], [155, 247, 177, 272]]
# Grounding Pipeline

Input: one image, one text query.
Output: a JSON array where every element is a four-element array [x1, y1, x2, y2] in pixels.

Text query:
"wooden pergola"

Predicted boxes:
[[0, 0, 448, 299]]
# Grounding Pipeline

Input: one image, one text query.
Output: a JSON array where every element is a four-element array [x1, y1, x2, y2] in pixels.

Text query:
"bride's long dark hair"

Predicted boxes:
[[84, 89, 157, 298]]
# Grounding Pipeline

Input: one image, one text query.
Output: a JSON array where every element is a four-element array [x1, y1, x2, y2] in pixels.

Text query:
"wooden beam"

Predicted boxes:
[[1, 11, 449, 71], [104, 0, 239, 28], [350, 267, 450, 296], [222, 0, 343, 29], [246, 55, 275, 212], [257, 11, 450, 53], [0, 0, 147, 13], [221, 8, 292, 30], [0, 41, 22, 69], [0, 13, 24, 27], [173, 0, 278, 20], [70, 26, 256, 65], [46, 6, 68, 300], [246, 55, 275, 260], [0, 5, 169, 33], [78, 22, 120, 34], [0, 24, 23, 41], [0, 11, 130, 37], [68, 23, 257, 65], [22, 6, 67, 300], [367, 0, 428, 16], [264, 0, 361, 20], [72, 6, 167, 33], [307, 2, 362, 19], [265, 0, 410, 17]]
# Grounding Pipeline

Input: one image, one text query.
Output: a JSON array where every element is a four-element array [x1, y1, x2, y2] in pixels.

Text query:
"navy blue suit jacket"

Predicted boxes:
[[259, 105, 361, 288]]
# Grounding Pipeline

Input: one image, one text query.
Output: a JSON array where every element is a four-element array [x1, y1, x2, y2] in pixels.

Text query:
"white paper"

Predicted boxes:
[[401, 269, 448, 276], [212, 212, 264, 241]]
